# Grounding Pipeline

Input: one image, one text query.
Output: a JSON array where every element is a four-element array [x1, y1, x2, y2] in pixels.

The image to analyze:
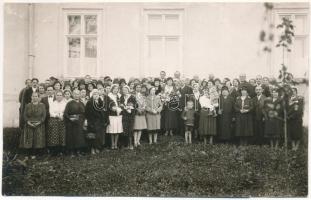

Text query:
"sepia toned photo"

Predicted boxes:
[[2, 1, 309, 197]]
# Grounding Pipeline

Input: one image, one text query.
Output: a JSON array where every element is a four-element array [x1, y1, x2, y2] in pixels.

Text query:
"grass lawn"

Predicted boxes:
[[2, 131, 308, 197]]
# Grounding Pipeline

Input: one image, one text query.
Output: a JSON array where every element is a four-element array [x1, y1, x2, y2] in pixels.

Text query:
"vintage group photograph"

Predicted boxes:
[[2, 1, 309, 198]]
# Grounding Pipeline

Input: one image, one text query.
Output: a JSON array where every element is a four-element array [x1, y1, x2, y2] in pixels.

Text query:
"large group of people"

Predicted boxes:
[[18, 71, 305, 158]]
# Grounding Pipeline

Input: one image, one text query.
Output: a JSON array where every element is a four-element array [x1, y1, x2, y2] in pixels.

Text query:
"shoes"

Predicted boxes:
[[91, 148, 96, 155]]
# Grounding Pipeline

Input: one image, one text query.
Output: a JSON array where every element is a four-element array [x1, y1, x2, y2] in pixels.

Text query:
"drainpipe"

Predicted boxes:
[[28, 3, 35, 79]]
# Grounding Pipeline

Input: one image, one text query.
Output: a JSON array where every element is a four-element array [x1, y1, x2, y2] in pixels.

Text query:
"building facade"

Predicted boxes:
[[3, 2, 309, 127]]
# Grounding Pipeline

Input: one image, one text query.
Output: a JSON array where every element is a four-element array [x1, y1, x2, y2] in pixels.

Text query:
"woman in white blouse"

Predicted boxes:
[[198, 89, 217, 145], [47, 90, 67, 155]]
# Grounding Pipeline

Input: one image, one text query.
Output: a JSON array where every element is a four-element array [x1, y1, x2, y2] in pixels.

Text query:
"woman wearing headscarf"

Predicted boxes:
[[85, 89, 110, 154], [64, 89, 87, 156]]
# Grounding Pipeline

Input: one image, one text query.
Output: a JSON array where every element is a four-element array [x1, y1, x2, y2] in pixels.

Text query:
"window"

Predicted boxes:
[[143, 9, 183, 77], [271, 6, 309, 78], [63, 10, 102, 78]]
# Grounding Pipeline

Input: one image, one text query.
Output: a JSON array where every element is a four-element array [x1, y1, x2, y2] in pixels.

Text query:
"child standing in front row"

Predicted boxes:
[[182, 100, 196, 144]]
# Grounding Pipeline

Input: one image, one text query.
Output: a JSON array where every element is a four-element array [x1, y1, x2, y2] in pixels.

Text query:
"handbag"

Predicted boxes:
[[86, 132, 96, 140]]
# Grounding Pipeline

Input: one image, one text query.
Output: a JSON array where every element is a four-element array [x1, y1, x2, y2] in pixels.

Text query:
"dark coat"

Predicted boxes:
[[85, 97, 110, 132], [263, 98, 283, 138], [179, 85, 193, 109], [252, 94, 266, 143], [120, 95, 136, 134], [287, 96, 304, 141], [64, 100, 86, 149], [19, 87, 38, 129], [234, 96, 254, 137], [41, 96, 55, 120], [218, 96, 234, 140]]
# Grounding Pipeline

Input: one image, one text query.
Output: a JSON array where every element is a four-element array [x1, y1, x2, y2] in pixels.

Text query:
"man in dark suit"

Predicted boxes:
[[252, 85, 266, 145], [239, 73, 256, 98], [19, 79, 32, 129], [41, 86, 55, 127]]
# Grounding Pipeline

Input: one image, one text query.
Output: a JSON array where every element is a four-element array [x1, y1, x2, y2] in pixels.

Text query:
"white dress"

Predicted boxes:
[[106, 93, 123, 134]]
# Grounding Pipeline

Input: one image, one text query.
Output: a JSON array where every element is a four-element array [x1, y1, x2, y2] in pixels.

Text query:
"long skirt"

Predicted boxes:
[[133, 115, 147, 130], [65, 119, 86, 150], [199, 110, 217, 136], [19, 123, 46, 149], [87, 121, 107, 148], [164, 109, 178, 130], [264, 118, 282, 139], [235, 113, 253, 137], [106, 116, 123, 134], [288, 119, 303, 141], [218, 113, 232, 140], [47, 118, 66, 147], [146, 113, 161, 130]]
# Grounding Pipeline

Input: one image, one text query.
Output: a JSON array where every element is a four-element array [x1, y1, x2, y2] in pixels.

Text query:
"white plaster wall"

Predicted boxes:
[[3, 3, 29, 127], [3, 3, 309, 127]]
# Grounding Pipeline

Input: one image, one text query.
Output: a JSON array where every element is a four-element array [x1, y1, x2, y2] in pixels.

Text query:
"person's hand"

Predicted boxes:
[[27, 121, 34, 127], [112, 106, 117, 111], [33, 121, 40, 127], [183, 117, 187, 120]]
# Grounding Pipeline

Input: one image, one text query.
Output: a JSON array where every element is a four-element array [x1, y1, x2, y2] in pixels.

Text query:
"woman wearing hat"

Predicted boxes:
[[106, 84, 123, 149], [234, 86, 254, 145], [85, 89, 110, 154], [218, 86, 234, 143], [120, 85, 136, 149]]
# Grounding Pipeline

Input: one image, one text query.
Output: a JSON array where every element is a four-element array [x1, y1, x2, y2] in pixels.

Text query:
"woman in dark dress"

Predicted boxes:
[[263, 89, 283, 149], [120, 85, 136, 150], [234, 87, 254, 145], [287, 87, 303, 151], [218, 86, 234, 143], [164, 77, 179, 136], [85, 89, 110, 154], [19, 92, 46, 158], [64, 89, 87, 156]]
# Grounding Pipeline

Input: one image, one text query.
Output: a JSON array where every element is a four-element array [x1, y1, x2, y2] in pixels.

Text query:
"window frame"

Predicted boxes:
[[61, 8, 103, 79], [270, 6, 309, 78], [142, 8, 184, 77]]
